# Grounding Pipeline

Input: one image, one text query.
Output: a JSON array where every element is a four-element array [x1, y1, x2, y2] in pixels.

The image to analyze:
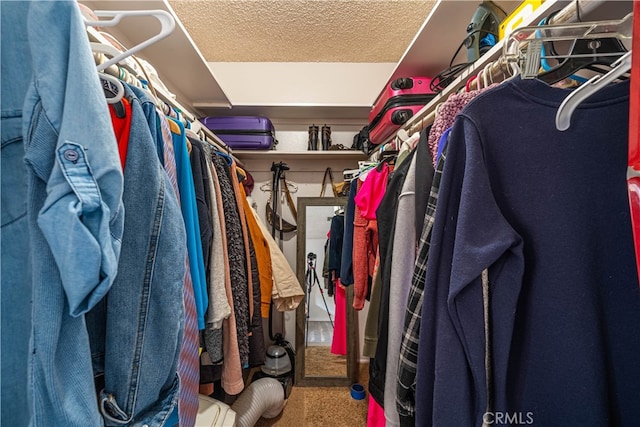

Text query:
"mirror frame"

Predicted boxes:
[[295, 197, 358, 387]]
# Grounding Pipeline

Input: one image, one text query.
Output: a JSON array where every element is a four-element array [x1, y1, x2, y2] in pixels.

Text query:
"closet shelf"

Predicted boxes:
[[81, 0, 230, 114], [193, 105, 372, 123], [232, 150, 367, 161], [378, 0, 523, 102], [377, 0, 634, 147], [388, 0, 561, 143]]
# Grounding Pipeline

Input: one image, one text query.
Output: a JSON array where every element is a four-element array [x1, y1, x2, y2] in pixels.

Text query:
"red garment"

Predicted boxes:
[[330, 279, 347, 356], [367, 395, 386, 427], [353, 179, 380, 310], [108, 98, 131, 171]]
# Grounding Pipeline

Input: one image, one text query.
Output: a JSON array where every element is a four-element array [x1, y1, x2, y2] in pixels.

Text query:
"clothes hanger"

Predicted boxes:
[[99, 72, 125, 105], [91, 43, 140, 81], [259, 180, 298, 193], [213, 149, 234, 166], [84, 10, 175, 72], [536, 15, 588, 85], [376, 149, 398, 171], [504, 13, 632, 83], [555, 50, 631, 131], [537, 37, 628, 85]]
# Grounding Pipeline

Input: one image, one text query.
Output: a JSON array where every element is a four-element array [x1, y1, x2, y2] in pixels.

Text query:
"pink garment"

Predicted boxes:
[[367, 395, 386, 427], [330, 279, 347, 355], [353, 174, 382, 310], [427, 84, 499, 165], [355, 163, 390, 220]]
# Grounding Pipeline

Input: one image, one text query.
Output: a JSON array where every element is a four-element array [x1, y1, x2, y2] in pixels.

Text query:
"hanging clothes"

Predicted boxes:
[[1, 2, 125, 425], [158, 114, 200, 427], [200, 143, 230, 363], [249, 204, 304, 312], [414, 129, 432, 236], [340, 179, 358, 286], [229, 160, 255, 333], [329, 214, 347, 356], [237, 183, 266, 366], [330, 280, 347, 356], [108, 97, 132, 169], [426, 85, 497, 164], [211, 154, 251, 368], [384, 154, 418, 426], [367, 150, 416, 407], [168, 118, 208, 330], [207, 157, 244, 396], [188, 137, 214, 279], [396, 144, 445, 426], [415, 77, 640, 426], [239, 183, 274, 319], [353, 163, 391, 310], [328, 213, 345, 278], [94, 84, 187, 426]]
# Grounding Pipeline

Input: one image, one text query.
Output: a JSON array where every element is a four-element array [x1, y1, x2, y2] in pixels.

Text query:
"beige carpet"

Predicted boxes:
[[255, 363, 369, 427], [304, 346, 347, 377]]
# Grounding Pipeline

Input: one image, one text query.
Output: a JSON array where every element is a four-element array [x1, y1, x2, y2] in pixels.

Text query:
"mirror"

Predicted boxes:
[[295, 197, 358, 387]]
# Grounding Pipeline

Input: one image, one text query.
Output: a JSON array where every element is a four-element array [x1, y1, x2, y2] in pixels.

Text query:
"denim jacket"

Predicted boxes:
[[87, 84, 187, 427], [2, 2, 125, 426]]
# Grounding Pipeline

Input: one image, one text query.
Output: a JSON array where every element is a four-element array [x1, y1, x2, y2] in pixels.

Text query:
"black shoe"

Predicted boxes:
[[321, 125, 332, 150], [308, 125, 319, 150]]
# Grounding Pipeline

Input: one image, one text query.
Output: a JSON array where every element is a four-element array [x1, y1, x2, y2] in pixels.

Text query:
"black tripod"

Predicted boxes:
[[305, 253, 334, 348]]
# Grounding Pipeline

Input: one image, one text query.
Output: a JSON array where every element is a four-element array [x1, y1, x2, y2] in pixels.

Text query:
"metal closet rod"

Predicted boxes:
[[376, 0, 607, 153]]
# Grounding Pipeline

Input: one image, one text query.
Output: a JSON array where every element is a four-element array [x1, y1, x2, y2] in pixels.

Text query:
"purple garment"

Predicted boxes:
[[427, 85, 498, 165]]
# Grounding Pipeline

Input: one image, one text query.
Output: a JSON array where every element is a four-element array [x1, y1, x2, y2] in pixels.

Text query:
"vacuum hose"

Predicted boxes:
[[230, 378, 285, 427]]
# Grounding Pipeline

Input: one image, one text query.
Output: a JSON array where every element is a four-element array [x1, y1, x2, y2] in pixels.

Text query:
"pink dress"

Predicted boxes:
[[330, 279, 347, 356]]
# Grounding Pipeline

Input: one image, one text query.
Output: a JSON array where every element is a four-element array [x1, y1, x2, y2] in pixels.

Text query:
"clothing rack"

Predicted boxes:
[[86, 17, 237, 162], [369, 0, 607, 160]]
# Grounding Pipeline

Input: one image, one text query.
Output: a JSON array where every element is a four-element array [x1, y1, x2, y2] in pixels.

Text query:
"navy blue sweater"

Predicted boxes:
[[415, 77, 640, 426]]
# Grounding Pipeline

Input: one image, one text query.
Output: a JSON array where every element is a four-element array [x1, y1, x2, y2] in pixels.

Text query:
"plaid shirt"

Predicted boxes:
[[396, 145, 447, 423]]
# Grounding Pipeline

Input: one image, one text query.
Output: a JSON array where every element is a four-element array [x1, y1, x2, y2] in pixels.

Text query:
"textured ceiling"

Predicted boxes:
[[169, 0, 437, 62]]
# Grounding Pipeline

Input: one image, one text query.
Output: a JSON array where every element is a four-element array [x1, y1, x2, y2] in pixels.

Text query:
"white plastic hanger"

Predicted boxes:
[[84, 10, 175, 72], [90, 43, 140, 76], [556, 51, 631, 131], [99, 72, 125, 104]]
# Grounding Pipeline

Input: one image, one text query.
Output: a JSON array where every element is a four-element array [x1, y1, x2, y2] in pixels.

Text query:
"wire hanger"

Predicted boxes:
[[260, 180, 298, 193], [84, 10, 175, 72]]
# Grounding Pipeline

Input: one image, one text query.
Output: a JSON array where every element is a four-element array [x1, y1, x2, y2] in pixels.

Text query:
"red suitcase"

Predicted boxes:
[[368, 77, 436, 145]]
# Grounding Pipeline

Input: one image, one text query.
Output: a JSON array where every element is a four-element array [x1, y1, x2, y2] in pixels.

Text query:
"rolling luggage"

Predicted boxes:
[[201, 116, 276, 150], [368, 77, 436, 145]]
